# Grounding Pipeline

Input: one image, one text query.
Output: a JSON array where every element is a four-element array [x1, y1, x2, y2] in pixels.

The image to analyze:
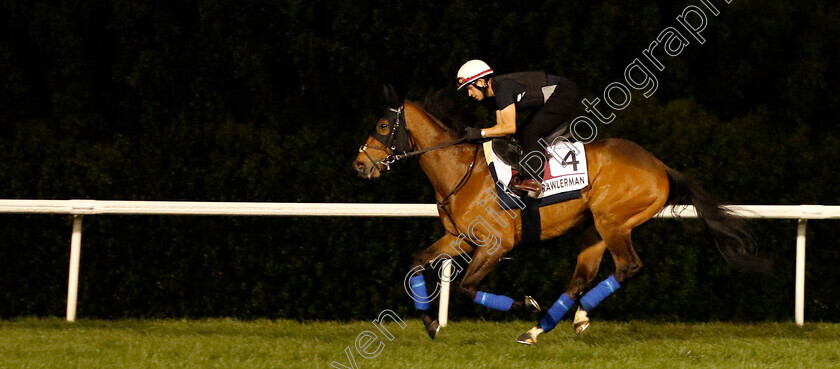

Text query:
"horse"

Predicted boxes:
[[353, 86, 769, 344]]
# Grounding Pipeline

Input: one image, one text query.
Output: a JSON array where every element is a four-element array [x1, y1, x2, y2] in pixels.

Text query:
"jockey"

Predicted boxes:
[[457, 59, 578, 197]]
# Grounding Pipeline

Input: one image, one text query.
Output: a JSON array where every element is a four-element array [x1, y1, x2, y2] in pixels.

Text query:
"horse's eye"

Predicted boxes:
[[379, 123, 388, 129]]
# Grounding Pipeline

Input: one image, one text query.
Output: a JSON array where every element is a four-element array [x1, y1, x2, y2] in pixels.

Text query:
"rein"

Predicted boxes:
[[359, 105, 467, 171], [436, 146, 480, 237], [358, 137, 466, 172], [392, 137, 467, 161]]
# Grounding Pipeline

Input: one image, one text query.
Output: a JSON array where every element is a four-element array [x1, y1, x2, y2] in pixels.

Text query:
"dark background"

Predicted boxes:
[[1, 0, 839, 321]]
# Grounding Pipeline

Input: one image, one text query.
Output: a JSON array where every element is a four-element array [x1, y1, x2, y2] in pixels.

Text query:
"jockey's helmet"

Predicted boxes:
[[456, 60, 494, 90]]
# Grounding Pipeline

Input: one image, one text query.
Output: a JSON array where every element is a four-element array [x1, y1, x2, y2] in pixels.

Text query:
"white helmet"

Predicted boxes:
[[456, 59, 494, 90]]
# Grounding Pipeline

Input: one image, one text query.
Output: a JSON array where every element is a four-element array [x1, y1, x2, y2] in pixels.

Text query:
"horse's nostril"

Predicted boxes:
[[355, 161, 365, 171]]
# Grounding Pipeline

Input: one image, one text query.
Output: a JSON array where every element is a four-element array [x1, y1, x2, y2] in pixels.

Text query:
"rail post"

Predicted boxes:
[[794, 218, 807, 326], [438, 259, 453, 327], [66, 215, 83, 322]]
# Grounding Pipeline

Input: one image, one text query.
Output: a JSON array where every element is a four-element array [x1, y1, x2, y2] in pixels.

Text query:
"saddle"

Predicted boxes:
[[491, 122, 573, 171]]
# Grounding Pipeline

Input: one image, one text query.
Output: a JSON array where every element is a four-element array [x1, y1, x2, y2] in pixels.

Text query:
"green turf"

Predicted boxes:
[[1, 318, 838, 368]]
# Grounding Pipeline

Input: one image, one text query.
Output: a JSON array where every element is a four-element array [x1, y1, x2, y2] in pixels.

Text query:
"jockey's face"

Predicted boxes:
[[466, 79, 487, 101]]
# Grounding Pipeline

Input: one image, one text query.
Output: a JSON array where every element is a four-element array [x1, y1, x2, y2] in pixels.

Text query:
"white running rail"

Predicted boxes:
[[0, 200, 837, 325]]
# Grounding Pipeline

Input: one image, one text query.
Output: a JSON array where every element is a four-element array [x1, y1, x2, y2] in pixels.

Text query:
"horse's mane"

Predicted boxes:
[[416, 89, 477, 135]]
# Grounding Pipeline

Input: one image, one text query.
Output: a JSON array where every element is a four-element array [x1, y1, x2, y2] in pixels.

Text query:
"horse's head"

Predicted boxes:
[[354, 85, 414, 179]]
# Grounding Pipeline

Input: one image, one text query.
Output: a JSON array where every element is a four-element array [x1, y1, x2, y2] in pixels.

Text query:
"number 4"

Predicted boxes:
[[562, 151, 579, 171]]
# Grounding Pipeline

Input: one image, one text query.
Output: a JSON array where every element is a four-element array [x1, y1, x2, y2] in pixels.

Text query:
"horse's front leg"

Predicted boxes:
[[407, 233, 474, 339], [457, 242, 541, 314]]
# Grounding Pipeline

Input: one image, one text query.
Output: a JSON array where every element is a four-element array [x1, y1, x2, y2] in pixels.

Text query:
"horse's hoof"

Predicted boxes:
[[425, 319, 440, 339], [573, 307, 590, 334], [516, 331, 536, 345], [574, 320, 590, 334], [516, 326, 543, 345], [524, 296, 541, 312]]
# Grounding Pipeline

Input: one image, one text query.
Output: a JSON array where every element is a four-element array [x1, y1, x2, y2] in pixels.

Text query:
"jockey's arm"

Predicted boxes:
[[482, 104, 517, 137]]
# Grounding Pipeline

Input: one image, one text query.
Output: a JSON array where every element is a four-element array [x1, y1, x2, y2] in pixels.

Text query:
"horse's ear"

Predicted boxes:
[[386, 83, 402, 108], [381, 84, 392, 106]]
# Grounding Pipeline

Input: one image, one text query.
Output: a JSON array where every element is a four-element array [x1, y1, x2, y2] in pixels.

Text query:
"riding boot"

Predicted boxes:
[[509, 173, 543, 198]]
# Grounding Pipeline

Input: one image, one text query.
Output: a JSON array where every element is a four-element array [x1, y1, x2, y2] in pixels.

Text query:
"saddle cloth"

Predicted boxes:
[[483, 139, 588, 210]]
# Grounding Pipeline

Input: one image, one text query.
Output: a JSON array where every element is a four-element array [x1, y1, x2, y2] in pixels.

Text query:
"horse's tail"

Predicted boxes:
[[665, 167, 772, 273]]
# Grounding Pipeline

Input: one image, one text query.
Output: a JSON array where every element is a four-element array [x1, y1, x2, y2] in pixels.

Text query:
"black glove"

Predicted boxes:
[[463, 127, 485, 141]]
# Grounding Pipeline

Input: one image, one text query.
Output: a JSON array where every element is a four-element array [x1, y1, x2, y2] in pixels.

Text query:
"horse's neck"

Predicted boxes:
[[419, 146, 479, 200], [404, 102, 459, 151], [404, 102, 479, 198]]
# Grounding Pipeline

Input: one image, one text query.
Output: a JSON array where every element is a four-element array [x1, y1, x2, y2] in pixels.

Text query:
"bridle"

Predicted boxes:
[[358, 106, 414, 173], [358, 105, 467, 174], [358, 103, 478, 236]]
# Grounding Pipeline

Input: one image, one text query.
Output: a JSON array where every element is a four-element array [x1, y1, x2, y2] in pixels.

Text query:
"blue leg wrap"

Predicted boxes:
[[474, 291, 514, 311], [538, 293, 575, 333], [580, 275, 620, 312], [409, 275, 430, 311]]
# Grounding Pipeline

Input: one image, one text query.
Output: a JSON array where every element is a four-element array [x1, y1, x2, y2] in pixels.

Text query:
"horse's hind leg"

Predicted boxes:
[[570, 207, 654, 324], [408, 233, 474, 339], [569, 226, 607, 334], [599, 229, 642, 283], [568, 156, 669, 330], [517, 225, 606, 344], [520, 226, 641, 345]]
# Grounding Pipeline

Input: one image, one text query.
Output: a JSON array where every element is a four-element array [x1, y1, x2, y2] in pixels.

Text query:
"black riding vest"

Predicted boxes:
[[492, 71, 564, 111]]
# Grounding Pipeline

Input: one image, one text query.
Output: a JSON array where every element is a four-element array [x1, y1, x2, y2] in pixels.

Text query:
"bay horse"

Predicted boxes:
[[353, 87, 769, 345]]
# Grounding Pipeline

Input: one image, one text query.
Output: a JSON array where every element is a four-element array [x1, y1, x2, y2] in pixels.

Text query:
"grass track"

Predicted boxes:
[[1, 318, 839, 368]]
